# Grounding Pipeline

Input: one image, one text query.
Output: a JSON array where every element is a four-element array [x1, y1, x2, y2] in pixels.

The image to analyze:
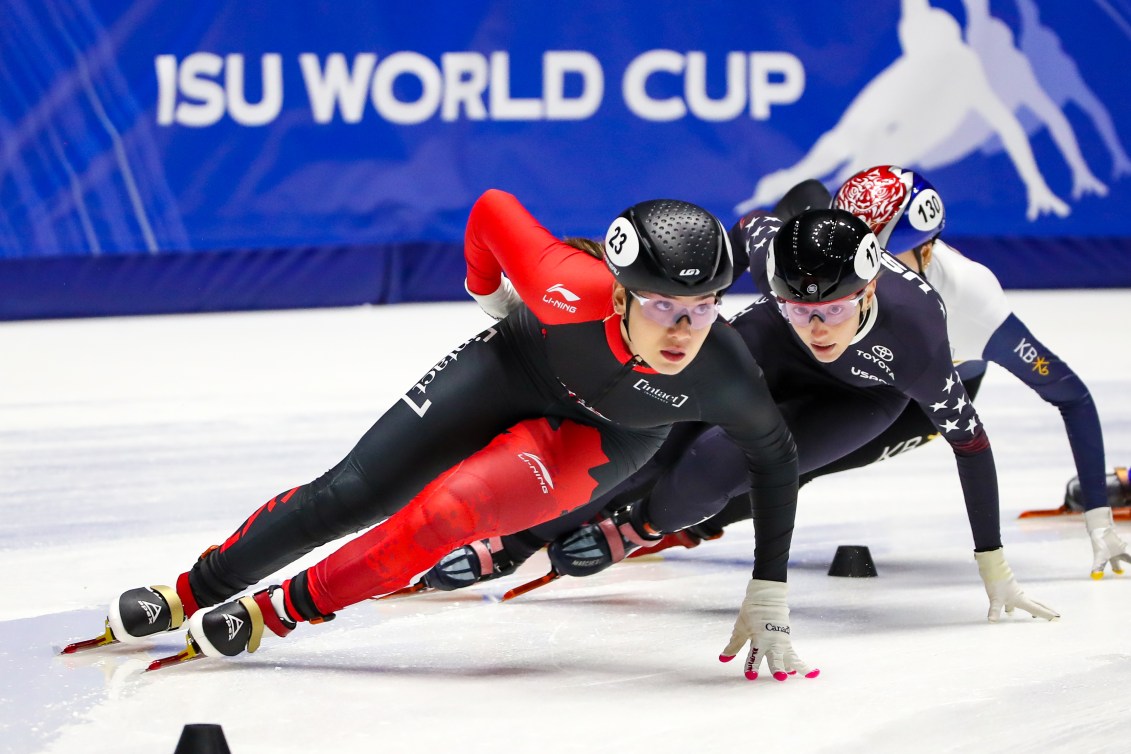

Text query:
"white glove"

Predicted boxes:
[[719, 579, 818, 681], [465, 276, 522, 320], [974, 548, 1059, 622], [1084, 506, 1131, 579]]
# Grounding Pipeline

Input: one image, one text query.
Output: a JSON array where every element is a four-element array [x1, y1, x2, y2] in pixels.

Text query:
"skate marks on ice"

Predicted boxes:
[[1, 610, 157, 753], [3, 293, 1127, 754]]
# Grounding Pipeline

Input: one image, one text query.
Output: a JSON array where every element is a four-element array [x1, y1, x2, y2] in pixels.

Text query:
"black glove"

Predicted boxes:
[[547, 506, 660, 578], [422, 538, 519, 591]]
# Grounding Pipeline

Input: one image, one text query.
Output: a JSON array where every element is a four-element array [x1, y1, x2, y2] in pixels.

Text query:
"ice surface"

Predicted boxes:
[[1, 292, 1128, 754]]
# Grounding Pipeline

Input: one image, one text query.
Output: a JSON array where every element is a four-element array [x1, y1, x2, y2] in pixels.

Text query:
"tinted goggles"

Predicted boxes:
[[777, 290, 866, 327], [630, 292, 720, 330]]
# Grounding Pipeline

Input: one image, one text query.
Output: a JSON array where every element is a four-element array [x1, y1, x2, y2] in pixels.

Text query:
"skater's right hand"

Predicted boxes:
[[422, 538, 518, 591], [974, 548, 1060, 622], [465, 276, 522, 321], [719, 579, 818, 682], [1084, 507, 1131, 579]]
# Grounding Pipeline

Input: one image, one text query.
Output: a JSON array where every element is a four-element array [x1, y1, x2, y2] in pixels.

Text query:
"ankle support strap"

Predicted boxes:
[[253, 589, 296, 638], [152, 584, 186, 629], [238, 596, 266, 653], [469, 537, 505, 577]]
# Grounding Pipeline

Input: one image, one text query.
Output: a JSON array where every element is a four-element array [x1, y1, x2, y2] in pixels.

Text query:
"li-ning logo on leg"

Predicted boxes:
[[138, 600, 163, 625], [224, 613, 245, 641], [517, 452, 554, 494]]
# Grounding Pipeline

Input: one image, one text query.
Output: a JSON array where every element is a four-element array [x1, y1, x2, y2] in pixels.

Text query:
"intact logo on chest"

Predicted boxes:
[[632, 378, 689, 408]]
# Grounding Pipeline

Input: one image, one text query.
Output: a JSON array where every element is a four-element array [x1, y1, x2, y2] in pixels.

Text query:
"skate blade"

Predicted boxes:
[[1018, 505, 1074, 519], [60, 621, 120, 654], [628, 539, 682, 558], [501, 570, 560, 602], [1019, 505, 1131, 520], [146, 638, 202, 672], [373, 581, 434, 601]]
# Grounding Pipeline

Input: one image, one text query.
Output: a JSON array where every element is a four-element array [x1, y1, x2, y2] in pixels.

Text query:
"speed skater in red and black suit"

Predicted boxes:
[[67, 190, 811, 680]]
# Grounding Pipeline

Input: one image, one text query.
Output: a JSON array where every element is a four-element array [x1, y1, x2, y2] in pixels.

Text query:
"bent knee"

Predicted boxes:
[[411, 473, 495, 553]]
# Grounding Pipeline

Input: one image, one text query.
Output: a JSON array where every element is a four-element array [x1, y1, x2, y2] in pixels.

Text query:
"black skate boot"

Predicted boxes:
[[108, 585, 186, 642], [62, 584, 187, 654], [148, 586, 306, 670], [548, 505, 661, 578], [422, 537, 520, 591], [1064, 466, 1130, 512], [501, 506, 662, 601]]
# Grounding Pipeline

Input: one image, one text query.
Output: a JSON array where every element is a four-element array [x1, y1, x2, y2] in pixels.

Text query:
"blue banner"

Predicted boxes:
[[2, 1, 1129, 318]]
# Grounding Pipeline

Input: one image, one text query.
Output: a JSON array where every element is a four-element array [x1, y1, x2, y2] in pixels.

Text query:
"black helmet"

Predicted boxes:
[[604, 199, 734, 296], [767, 208, 882, 303]]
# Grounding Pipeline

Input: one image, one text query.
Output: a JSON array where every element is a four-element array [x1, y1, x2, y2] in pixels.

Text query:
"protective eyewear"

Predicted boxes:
[[777, 290, 866, 327], [629, 292, 720, 330]]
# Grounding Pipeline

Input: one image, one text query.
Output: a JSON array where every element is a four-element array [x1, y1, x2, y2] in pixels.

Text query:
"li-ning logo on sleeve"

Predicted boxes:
[[517, 453, 554, 493], [543, 283, 581, 313], [633, 378, 688, 408]]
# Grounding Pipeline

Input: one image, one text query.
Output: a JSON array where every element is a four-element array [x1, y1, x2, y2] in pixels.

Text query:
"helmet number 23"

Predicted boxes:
[[608, 227, 628, 254]]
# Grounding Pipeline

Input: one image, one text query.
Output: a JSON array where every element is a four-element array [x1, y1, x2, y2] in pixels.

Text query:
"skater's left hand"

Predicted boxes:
[[974, 548, 1060, 622], [719, 579, 818, 682], [1084, 507, 1131, 579]]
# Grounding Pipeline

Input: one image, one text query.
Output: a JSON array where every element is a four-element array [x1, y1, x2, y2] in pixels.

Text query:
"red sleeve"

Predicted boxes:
[[464, 190, 615, 323]]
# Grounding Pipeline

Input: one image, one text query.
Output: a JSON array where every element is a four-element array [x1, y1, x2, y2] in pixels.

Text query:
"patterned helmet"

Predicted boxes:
[[833, 165, 945, 254]]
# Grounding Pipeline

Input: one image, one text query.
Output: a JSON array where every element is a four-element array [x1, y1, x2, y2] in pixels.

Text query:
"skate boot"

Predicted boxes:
[[501, 507, 660, 601], [60, 584, 186, 654], [547, 505, 661, 578], [109, 585, 186, 642], [424, 537, 521, 590], [147, 586, 308, 670], [61, 544, 226, 654], [378, 538, 526, 600], [1065, 467, 1130, 512]]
